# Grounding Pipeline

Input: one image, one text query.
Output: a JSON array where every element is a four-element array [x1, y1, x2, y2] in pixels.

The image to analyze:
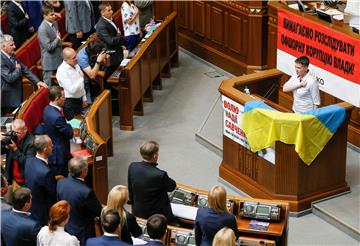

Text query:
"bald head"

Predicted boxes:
[[63, 47, 77, 66]]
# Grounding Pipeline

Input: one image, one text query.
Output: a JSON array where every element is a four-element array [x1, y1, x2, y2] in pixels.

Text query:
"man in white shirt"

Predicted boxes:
[[56, 47, 88, 120], [283, 56, 320, 113]]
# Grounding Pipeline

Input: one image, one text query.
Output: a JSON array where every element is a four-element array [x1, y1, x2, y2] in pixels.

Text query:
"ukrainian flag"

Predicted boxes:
[[242, 100, 346, 165]]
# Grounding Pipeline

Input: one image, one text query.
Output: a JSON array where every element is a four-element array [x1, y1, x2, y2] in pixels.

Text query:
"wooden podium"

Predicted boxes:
[[219, 69, 354, 212]]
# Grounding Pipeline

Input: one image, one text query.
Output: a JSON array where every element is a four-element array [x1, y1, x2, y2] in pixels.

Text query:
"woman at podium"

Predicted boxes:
[[194, 185, 238, 246], [283, 56, 320, 113]]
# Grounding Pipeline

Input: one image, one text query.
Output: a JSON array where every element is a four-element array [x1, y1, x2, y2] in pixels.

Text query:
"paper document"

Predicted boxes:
[[68, 118, 81, 129], [120, 59, 131, 67], [132, 237, 147, 245], [171, 203, 198, 220]]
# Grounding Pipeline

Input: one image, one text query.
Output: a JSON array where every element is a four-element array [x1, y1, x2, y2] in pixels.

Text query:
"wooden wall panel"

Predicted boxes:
[[193, 1, 206, 38], [177, 1, 188, 29], [228, 14, 242, 54], [210, 6, 223, 46]]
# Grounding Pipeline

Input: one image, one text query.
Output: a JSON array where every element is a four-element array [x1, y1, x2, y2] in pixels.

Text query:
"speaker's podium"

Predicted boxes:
[[219, 69, 354, 213]]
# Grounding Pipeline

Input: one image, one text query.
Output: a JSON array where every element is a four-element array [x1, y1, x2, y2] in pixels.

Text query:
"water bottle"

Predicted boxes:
[[244, 86, 250, 95]]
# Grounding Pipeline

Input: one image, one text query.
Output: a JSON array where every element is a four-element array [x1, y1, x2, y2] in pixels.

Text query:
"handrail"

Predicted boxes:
[[125, 11, 177, 70], [85, 90, 111, 145]]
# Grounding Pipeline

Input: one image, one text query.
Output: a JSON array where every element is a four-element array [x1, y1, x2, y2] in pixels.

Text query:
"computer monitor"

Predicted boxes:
[[317, 10, 333, 23]]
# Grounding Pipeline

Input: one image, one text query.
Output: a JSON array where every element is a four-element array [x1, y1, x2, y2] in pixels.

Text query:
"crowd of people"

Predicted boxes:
[[1, 130, 240, 246]]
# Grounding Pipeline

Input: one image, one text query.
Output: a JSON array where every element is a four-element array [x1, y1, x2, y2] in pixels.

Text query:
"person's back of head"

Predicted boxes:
[[48, 200, 71, 231], [106, 185, 128, 225], [68, 157, 88, 178], [146, 214, 168, 241], [140, 140, 159, 162], [100, 208, 121, 234], [212, 227, 236, 246], [12, 187, 32, 211], [208, 185, 227, 213], [34, 135, 52, 157], [87, 38, 106, 56], [49, 85, 64, 102]]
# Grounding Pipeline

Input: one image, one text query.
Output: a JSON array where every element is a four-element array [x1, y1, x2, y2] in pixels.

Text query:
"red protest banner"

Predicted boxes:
[[277, 9, 360, 85]]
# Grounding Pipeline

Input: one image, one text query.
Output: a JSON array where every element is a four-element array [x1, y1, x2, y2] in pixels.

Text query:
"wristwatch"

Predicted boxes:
[[96, 61, 101, 65]]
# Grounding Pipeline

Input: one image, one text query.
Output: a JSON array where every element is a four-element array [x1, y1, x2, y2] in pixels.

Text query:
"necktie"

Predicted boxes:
[[10, 56, 17, 65]]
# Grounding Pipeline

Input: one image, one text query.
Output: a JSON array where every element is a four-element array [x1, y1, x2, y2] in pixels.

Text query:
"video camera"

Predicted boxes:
[[1, 131, 17, 148], [101, 48, 116, 55]]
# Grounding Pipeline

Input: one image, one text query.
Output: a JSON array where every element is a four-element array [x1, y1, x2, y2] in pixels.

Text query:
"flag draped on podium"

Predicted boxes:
[[242, 100, 345, 165]]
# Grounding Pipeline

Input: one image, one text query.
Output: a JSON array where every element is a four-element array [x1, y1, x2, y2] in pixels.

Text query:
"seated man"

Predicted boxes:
[[145, 214, 168, 246], [1, 119, 36, 190], [86, 208, 129, 246], [1, 34, 47, 115], [128, 140, 176, 222], [1, 187, 41, 246], [77, 37, 108, 102], [56, 47, 88, 120], [57, 157, 102, 245]]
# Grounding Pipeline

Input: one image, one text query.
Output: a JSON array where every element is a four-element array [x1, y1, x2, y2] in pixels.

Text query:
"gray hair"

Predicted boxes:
[[12, 119, 26, 129], [140, 140, 159, 161], [34, 135, 50, 152], [68, 157, 88, 178], [0, 34, 14, 48]]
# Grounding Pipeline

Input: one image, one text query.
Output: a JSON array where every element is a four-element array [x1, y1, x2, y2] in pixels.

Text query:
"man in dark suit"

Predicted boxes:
[[1, 187, 41, 246], [0, 34, 47, 114], [86, 208, 130, 246], [128, 141, 176, 222], [96, 2, 124, 79], [144, 214, 168, 246], [6, 0, 34, 48], [24, 135, 57, 226], [1, 119, 35, 190], [57, 157, 102, 245], [38, 4, 63, 86], [43, 85, 73, 176]]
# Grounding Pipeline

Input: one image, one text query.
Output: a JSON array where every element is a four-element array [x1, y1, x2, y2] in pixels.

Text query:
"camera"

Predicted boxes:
[[1, 131, 18, 147], [101, 48, 116, 55]]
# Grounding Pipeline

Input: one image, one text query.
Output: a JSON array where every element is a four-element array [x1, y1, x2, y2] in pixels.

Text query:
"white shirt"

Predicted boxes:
[[37, 226, 80, 246], [283, 72, 320, 113], [104, 232, 119, 237], [56, 61, 86, 102], [121, 2, 140, 36], [35, 155, 48, 165], [12, 208, 31, 216]]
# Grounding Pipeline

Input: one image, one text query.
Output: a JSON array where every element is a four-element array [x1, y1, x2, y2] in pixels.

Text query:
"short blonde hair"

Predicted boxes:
[[208, 185, 227, 213], [212, 227, 236, 246], [106, 185, 129, 227]]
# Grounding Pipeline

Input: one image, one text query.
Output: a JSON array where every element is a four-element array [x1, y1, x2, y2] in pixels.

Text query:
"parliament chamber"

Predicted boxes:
[[1, 0, 359, 245]]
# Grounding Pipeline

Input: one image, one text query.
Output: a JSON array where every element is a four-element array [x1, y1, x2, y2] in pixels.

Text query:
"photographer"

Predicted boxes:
[[0, 119, 35, 191], [77, 37, 109, 102]]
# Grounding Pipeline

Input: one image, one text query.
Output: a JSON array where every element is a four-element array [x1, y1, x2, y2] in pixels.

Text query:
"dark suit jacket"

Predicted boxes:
[[1, 52, 39, 108], [194, 207, 239, 246], [95, 17, 123, 66], [24, 156, 57, 226], [43, 105, 73, 166], [1, 209, 41, 246], [128, 161, 176, 221], [6, 1, 32, 48], [121, 211, 142, 244], [86, 235, 130, 246], [57, 176, 102, 245], [2, 132, 35, 184]]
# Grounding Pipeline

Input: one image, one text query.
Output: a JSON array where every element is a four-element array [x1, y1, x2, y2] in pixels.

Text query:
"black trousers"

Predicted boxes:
[[64, 97, 82, 120]]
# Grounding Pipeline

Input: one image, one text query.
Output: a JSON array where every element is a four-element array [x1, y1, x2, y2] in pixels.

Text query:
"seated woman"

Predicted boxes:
[[212, 227, 236, 246], [105, 185, 142, 244], [194, 185, 239, 246], [37, 200, 79, 246]]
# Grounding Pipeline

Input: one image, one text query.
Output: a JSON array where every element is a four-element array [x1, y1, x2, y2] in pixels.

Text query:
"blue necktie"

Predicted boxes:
[[10, 56, 16, 65]]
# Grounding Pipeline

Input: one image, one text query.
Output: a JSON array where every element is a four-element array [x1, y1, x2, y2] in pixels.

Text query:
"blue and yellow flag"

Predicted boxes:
[[242, 100, 345, 165]]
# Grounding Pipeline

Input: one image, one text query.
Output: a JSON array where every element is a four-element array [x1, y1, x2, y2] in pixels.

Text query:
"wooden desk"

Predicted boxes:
[[108, 12, 178, 130], [219, 69, 354, 212], [174, 183, 289, 246]]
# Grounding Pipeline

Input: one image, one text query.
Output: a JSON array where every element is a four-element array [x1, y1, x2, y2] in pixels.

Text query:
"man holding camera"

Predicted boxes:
[[77, 38, 108, 102], [0, 119, 35, 191]]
